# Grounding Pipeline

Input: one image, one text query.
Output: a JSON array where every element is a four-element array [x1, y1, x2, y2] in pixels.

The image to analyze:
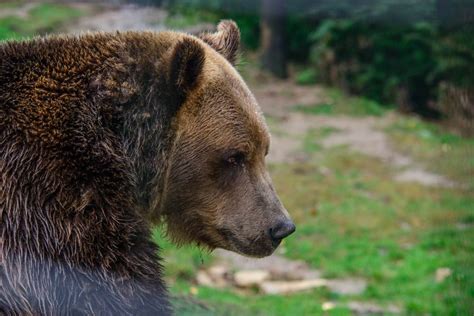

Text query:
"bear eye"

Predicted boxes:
[[224, 151, 246, 167]]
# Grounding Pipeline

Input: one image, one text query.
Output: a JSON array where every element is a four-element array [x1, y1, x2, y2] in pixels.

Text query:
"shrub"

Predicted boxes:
[[295, 69, 317, 85], [309, 20, 440, 115], [308, 18, 474, 131]]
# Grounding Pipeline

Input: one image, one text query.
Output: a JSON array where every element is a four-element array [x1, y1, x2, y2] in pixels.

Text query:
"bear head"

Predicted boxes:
[[157, 21, 295, 258]]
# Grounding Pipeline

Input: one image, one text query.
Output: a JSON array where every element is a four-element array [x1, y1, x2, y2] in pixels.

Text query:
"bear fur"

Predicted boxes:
[[0, 21, 293, 315]]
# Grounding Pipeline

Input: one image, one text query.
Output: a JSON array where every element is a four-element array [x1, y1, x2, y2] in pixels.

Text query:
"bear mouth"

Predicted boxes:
[[217, 228, 276, 258]]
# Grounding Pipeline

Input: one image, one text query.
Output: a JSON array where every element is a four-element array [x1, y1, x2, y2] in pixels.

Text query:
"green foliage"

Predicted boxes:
[[308, 12, 474, 121], [165, 8, 220, 29], [285, 16, 317, 62], [435, 27, 474, 89], [164, 0, 260, 50], [224, 13, 260, 50], [295, 69, 317, 85], [296, 103, 334, 116], [310, 20, 439, 115]]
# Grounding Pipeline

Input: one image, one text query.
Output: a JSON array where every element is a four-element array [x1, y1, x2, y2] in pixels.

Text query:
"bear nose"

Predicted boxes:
[[270, 220, 296, 241]]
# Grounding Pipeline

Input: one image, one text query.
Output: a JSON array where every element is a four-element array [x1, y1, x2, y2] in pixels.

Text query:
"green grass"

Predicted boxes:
[[173, 286, 356, 316], [294, 88, 388, 117], [302, 127, 338, 153], [0, 3, 83, 41], [153, 229, 214, 284], [296, 69, 318, 85]]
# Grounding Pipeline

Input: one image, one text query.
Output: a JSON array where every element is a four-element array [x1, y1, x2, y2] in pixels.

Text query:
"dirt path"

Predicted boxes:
[[64, 4, 168, 33], [251, 79, 455, 187], [0, 2, 38, 19], [63, 3, 213, 34]]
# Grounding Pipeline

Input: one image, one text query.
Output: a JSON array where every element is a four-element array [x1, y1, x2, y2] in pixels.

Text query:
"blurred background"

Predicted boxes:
[[1, 0, 473, 314]]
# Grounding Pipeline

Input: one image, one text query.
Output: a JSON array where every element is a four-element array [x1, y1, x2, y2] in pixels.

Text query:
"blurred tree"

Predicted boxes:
[[260, 0, 288, 78]]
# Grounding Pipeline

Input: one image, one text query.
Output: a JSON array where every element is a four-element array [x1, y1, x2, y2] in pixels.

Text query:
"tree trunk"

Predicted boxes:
[[260, 0, 287, 78]]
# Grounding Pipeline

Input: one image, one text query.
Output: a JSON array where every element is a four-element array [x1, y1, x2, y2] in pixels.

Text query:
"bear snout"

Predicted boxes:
[[269, 219, 296, 246]]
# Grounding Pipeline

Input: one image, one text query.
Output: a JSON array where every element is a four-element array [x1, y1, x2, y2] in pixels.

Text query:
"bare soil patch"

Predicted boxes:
[[64, 4, 168, 33], [252, 79, 455, 187], [0, 2, 38, 19]]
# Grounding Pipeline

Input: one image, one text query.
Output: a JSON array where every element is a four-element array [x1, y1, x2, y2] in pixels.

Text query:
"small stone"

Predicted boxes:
[[259, 279, 328, 294], [322, 302, 336, 311], [207, 265, 230, 288], [435, 267, 452, 283], [347, 301, 401, 314], [214, 250, 322, 281], [326, 278, 367, 295], [234, 270, 270, 287], [319, 166, 332, 176], [196, 270, 213, 287], [207, 265, 228, 279], [189, 286, 198, 295]]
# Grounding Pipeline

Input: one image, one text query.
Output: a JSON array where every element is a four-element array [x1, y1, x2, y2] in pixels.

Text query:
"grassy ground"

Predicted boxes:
[[386, 117, 474, 190], [294, 88, 387, 117], [155, 106, 473, 315]]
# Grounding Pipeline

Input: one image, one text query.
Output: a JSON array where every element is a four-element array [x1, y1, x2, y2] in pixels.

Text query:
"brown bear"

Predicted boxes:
[[0, 21, 295, 315]]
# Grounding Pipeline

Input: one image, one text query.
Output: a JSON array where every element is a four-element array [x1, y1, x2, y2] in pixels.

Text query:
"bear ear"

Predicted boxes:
[[169, 38, 205, 96], [198, 20, 240, 65]]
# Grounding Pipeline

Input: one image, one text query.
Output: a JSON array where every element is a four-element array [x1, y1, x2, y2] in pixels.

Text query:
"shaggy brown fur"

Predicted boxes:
[[0, 30, 177, 315], [0, 20, 294, 314]]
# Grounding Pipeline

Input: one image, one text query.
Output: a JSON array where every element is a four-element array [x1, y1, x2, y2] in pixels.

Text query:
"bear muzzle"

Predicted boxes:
[[269, 219, 296, 247]]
